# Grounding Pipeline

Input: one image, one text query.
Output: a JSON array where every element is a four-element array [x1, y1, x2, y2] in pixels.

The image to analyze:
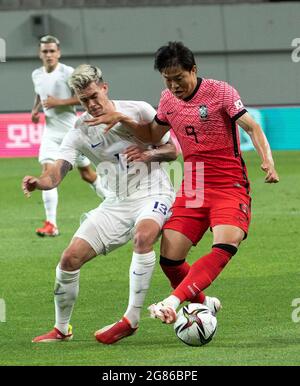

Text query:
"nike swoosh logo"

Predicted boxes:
[[192, 282, 200, 291], [133, 271, 147, 276], [91, 141, 103, 148], [166, 111, 174, 115], [54, 292, 66, 295]]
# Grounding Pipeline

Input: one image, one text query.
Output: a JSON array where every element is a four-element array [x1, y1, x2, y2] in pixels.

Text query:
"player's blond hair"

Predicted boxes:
[[68, 64, 103, 91], [39, 35, 60, 47]]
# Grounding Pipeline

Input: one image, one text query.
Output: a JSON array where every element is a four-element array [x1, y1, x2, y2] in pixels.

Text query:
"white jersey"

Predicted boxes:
[[32, 63, 77, 140], [59, 100, 175, 200]]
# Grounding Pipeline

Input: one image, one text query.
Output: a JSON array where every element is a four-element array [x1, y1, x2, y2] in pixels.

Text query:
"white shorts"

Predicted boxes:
[[39, 136, 90, 168], [73, 194, 174, 255]]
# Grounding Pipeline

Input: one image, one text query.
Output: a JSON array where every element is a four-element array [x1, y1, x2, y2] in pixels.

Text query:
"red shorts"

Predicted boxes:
[[163, 187, 251, 245]]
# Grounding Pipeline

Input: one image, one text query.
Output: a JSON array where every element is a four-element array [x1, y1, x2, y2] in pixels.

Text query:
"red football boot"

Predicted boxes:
[[32, 325, 73, 343], [95, 317, 138, 344], [36, 221, 59, 237]]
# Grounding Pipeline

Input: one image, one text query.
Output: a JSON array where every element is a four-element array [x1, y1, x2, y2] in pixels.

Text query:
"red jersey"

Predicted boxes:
[[155, 78, 249, 190]]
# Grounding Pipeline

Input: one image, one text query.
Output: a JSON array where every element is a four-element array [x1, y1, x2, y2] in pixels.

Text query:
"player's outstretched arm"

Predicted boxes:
[[123, 140, 178, 163], [85, 113, 169, 144], [237, 112, 279, 183], [42, 95, 79, 109], [22, 159, 72, 197]]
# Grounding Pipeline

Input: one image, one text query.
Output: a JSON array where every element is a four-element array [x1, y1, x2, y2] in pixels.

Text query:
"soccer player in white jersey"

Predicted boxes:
[[31, 35, 102, 237], [22, 64, 177, 344]]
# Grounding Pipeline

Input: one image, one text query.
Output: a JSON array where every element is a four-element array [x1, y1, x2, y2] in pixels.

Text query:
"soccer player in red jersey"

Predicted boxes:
[[86, 42, 279, 324]]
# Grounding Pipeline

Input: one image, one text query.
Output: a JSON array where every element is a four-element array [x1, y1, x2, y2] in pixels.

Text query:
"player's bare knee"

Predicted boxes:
[[213, 225, 245, 247], [133, 229, 157, 252], [160, 249, 185, 261], [60, 248, 83, 271], [160, 239, 189, 261], [213, 237, 243, 248]]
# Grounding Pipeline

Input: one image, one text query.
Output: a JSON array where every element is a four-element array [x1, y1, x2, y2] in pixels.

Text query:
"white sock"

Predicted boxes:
[[124, 251, 156, 328], [42, 188, 58, 225], [90, 175, 104, 199], [54, 265, 80, 335]]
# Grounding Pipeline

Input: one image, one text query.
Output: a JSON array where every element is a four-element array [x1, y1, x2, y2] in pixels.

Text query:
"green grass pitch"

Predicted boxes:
[[0, 151, 299, 366]]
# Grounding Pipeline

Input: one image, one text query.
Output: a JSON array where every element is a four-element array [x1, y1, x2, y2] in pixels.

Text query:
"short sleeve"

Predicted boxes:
[[58, 129, 81, 167], [155, 131, 170, 145], [64, 65, 75, 92], [65, 65, 74, 78], [137, 101, 157, 122], [222, 82, 247, 121], [31, 69, 39, 92], [156, 93, 170, 126]]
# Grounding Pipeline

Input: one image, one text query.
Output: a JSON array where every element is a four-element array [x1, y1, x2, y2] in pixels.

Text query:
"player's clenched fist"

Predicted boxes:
[[22, 176, 38, 197], [260, 162, 279, 183]]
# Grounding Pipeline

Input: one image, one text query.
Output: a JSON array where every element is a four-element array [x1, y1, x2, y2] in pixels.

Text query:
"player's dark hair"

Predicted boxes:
[[154, 41, 196, 72]]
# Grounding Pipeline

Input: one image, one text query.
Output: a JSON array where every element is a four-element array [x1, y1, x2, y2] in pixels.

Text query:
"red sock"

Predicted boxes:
[[160, 257, 206, 303], [172, 245, 237, 303]]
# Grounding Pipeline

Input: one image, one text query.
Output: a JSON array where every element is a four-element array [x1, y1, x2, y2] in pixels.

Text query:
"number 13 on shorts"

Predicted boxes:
[[153, 201, 169, 216]]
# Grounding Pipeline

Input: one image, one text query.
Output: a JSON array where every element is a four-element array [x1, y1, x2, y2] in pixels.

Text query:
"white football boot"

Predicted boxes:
[[203, 296, 222, 316]]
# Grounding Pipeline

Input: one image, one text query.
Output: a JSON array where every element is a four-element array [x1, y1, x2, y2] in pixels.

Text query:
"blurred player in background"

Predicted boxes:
[[23, 64, 193, 344], [86, 41, 279, 324], [31, 35, 101, 237]]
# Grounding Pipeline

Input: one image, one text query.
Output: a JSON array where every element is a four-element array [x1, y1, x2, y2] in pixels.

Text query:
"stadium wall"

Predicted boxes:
[[0, 2, 299, 112], [1, 107, 299, 157]]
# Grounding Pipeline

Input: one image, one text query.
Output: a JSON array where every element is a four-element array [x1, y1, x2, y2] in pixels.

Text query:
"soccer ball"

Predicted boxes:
[[174, 303, 217, 347]]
